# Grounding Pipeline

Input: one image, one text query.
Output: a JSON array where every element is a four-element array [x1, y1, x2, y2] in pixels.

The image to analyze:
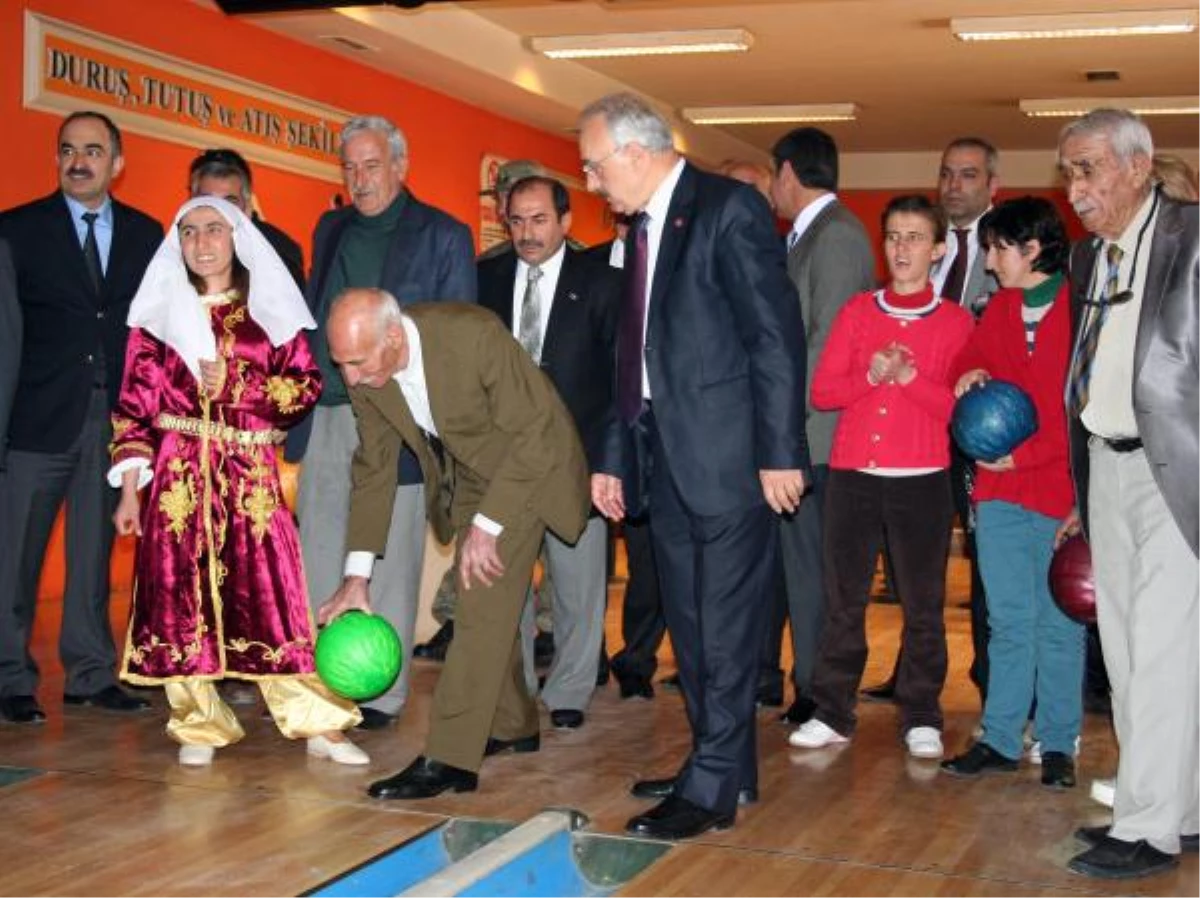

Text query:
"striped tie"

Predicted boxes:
[[1068, 243, 1123, 416]]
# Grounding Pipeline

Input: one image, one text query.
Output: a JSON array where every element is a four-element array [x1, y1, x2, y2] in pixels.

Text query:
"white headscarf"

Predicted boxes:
[[127, 195, 315, 378]]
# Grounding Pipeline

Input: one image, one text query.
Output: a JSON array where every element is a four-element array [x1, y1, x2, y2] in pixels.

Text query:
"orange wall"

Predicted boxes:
[[1, 0, 612, 253]]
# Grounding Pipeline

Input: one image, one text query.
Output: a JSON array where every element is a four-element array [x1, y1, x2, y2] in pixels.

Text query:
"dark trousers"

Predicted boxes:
[[0, 389, 119, 697], [610, 515, 664, 684], [813, 469, 953, 736], [951, 448, 989, 698], [645, 410, 775, 815]]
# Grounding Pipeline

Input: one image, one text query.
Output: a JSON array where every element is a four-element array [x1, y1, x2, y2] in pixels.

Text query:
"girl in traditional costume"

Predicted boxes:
[[109, 196, 367, 768]]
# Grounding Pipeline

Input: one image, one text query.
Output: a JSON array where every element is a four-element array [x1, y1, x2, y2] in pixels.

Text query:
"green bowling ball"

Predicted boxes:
[[315, 611, 403, 702]]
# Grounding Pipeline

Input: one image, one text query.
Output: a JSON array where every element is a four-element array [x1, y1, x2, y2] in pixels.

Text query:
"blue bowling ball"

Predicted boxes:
[[951, 379, 1038, 463]]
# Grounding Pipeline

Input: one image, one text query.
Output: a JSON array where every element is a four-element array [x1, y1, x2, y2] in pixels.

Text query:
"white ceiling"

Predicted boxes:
[[203, 0, 1199, 177]]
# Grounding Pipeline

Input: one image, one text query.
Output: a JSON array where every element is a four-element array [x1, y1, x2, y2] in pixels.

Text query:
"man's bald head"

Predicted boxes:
[[327, 288, 408, 388]]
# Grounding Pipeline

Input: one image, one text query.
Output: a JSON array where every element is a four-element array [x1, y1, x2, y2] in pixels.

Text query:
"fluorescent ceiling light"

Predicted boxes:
[[1019, 96, 1200, 117], [531, 29, 752, 59], [952, 10, 1197, 41], [682, 104, 858, 125]]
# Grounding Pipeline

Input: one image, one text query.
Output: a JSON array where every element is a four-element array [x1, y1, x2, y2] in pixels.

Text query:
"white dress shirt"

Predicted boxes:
[[787, 192, 838, 250], [638, 157, 687, 400]]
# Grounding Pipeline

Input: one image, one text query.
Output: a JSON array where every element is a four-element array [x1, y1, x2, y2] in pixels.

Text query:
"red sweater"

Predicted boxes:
[[950, 280, 1075, 519], [813, 288, 974, 471]]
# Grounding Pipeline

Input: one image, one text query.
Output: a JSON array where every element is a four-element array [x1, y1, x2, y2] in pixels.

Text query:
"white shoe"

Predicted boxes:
[[1090, 777, 1115, 808], [905, 726, 944, 759], [1026, 735, 1081, 765], [179, 744, 215, 767], [307, 734, 370, 766], [788, 718, 849, 749]]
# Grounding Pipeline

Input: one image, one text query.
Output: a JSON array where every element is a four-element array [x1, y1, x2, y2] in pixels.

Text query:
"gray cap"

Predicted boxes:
[[482, 159, 547, 197]]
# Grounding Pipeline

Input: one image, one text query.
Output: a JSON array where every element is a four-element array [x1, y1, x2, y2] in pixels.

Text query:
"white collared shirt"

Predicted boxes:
[[637, 157, 688, 399], [932, 210, 988, 299], [344, 315, 499, 580], [511, 242, 566, 349], [1081, 190, 1158, 439], [788, 192, 838, 250], [63, 193, 113, 272]]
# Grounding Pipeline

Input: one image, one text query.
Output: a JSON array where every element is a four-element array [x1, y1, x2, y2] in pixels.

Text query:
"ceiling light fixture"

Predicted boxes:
[[952, 10, 1197, 41], [1019, 96, 1200, 117], [682, 104, 858, 125], [530, 29, 752, 60]]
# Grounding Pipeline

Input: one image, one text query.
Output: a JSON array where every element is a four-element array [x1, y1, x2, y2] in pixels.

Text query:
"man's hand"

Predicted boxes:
[[317, 575, 371, 626], [460, 525, 505, 591], [978, 454, 1015, 473], [1054, 508, 1082, 549], [760, 469, 805, 515], [591, 473, 625, 522], [955, 368, 990, 398]]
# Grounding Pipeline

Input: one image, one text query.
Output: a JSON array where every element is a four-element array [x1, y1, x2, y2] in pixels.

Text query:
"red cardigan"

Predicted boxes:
[[813, 290, 975, 471], [950, 280, 1075, 519]]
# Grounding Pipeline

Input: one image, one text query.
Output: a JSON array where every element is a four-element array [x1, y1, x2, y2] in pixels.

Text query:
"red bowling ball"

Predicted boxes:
[[1049, 534, 1096, 625]]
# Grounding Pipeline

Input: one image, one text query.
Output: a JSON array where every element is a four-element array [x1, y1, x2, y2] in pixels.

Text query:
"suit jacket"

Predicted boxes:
[[284, 190, 477, 467], [599, 163, 809, 517], [934, 230, 997, 316], [0, 238, 18, 466], [0, 192, 162, 453], [477, 246, 619, 470], [344, 303, 590, 552], [253, 215, 305, 291], [1067, 194, 1199, 555], [786, 199, 876, 465]]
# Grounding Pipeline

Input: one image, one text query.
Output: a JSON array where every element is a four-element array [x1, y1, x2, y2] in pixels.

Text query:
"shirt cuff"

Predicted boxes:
[[107, 457, 152, 490], [344, 551, 376, 580], [472, 513, 503, 536]]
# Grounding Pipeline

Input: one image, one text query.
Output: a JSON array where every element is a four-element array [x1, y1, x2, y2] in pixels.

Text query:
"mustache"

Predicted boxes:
[[67, 167, 93, 177], [517, 239, 544, 250]]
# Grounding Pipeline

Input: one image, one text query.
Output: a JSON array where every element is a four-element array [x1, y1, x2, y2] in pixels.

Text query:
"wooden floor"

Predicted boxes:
[[0, 543, 1195, 897]]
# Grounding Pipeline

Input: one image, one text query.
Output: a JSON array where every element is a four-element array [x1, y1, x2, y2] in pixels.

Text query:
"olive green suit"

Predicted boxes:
[[345, 302, 590, 771]]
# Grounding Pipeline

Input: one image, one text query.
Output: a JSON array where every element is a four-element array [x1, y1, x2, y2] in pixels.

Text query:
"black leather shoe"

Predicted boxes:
[[859, 680, 896, 703], [940, 742, 1018, 778], [550, 709, 584, 729], [779, 695, 817, 725], [63, 685, 150, 712], [0, 695, 46, 724], [626, 795, 735, 840], [356, 707, 398, 730], [1041, 751, 1077, 789], [484, 732, 540, 757], [533, 631, 555, 668], [1068, 836, 1179, 879], [618, 676, 654, 700], [631, 776, 757, 806], [367, 756, 478, 800], [1077, 825, 1199, 854], [412, 622, 454, 661]]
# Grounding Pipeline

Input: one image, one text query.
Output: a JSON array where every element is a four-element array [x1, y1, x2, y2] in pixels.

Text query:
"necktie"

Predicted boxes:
[[1068, 243, 1123, 416], [81, 211, 104, 296], [942, 228, 970, 304], [617, 212, 649, 422], [518, 264, 543, 363], [786, 229, 800, 252]]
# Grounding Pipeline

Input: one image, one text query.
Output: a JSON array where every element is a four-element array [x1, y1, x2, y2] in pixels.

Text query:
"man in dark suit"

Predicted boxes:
[[0, 239, 18, 472], [1058, 109, 1198, 881], [188, 147, 306, 290], [285, 115, 476, 732], [579, 92, 808, 839], [318, 290, 589, 798], [477, 175, 619, 729], [0, 111, 162, 723], [768, 128, 876, 726]]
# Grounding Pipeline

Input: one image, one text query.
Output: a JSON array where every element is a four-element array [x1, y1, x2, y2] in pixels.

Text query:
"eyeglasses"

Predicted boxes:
[[884, 231, 934, 246], [582, 144, 627, 177]]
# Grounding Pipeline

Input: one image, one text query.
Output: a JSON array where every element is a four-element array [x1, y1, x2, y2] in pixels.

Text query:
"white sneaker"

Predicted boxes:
[[1090, 777, 1115, 808], [1026, 735, 1081, 765], [905, 726, 944, 759], [179, 744, 215, 767], [307, 734, 370, 766], [788, 718, 849, 749]]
